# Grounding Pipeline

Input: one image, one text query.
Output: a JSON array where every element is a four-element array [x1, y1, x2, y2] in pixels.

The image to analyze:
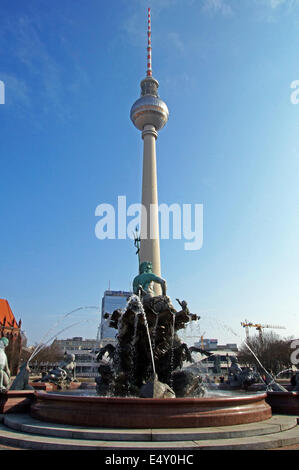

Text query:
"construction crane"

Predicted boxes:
[[241, 320, 286, 342], [183, 331, 206, 349]]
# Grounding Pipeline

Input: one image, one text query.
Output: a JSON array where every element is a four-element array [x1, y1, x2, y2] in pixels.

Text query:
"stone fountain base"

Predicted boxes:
[[1, 412, 298, 450], [29, 381, 82, 392], [266, 391, 299, 415], [31, 392, 271, 428], [0, 391, 35, 414]]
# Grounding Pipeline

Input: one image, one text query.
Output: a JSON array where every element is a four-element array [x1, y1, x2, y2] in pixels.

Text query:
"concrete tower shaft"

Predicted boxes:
[[140, 124, 161, 282]]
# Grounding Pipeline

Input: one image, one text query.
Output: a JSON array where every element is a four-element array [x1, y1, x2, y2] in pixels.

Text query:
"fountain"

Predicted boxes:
[[0, 297, 291, 451], [30, 266, 272, 428]]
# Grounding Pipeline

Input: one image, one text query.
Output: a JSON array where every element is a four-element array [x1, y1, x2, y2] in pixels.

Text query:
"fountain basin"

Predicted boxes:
[[0, 390, 35, 414], [30, 391, 271, 428], [266, 391, 299, 415], [29, 381, 82, 392]]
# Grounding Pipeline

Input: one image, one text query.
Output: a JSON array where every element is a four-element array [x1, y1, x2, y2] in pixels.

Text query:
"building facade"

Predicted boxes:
[[195, 338, 238, 353], [192, 338, 239, 375], [54, 337, 99, 378], [0, 299, 22, 375]]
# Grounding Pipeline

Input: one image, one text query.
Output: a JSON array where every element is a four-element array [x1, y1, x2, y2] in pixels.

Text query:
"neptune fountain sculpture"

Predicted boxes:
[[96, 261, 205, 398]]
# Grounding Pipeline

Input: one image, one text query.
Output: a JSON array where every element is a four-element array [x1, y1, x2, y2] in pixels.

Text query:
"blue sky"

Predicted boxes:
[[0, 0, 299, 347]]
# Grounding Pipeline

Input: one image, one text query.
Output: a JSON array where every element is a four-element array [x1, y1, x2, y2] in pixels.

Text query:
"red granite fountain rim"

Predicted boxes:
[[35, 390, 268, 405], [1, 390, 35, 397]]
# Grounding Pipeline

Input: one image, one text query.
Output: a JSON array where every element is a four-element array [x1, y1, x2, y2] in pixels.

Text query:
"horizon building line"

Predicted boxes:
[[130, 8, 169, 295]]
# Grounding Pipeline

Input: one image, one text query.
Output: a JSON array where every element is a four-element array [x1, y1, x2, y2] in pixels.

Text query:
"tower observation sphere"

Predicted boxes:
[[130, 77, 169, 131]]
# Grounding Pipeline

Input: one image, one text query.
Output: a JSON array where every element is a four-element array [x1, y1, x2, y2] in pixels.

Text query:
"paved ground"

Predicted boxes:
[[0, 442, 297, 450], [0, 443, 22, 450], [0, 411, 298, 450], [272, 443, 299, 450]]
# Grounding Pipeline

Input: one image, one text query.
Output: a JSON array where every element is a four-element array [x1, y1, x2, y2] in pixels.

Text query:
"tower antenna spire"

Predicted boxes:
[[147, 7, 152, 77]]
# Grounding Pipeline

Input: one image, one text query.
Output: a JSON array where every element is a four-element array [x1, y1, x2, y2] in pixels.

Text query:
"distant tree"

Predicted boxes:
[[238, 332, 293, 376], [5, 332, 22, 375], [20, 331, 28, 349], [19, 346, 32, 365], [22, 341, 64, 368]]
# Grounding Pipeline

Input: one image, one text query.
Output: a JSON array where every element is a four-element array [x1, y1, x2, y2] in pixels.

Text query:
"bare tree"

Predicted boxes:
[[22, 341, 64, 368], [238, 332, 294, 376]]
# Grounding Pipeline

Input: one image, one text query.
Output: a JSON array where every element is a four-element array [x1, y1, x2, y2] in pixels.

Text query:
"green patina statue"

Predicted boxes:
[[0, 337, 10, 392], [133, 261, 167, 297]]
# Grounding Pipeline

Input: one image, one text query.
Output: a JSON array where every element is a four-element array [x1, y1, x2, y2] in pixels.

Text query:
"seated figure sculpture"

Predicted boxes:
[[9, 361, 34, 390], [133, 261, 167, 298], [228, 356, 243, 380], [0, 337, 10, 392]]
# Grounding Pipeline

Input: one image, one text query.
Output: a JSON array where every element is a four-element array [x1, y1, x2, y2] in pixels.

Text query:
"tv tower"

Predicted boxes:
[[130, 8, 169, 293]]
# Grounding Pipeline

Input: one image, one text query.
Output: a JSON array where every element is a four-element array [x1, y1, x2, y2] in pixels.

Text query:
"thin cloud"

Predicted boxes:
[[0, 13, 89, 121], [252, 0, 299, 22], [201, 0, 234, 17], [167, 32, 185, 54], [265, 0, 299, 8]]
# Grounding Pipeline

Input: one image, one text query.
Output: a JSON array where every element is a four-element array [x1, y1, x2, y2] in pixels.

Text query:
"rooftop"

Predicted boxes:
[[0, 299, 19, 329]]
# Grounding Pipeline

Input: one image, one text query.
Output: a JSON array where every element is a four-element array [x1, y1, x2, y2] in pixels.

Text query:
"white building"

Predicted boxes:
[[192, 338, 239, 375], [99, 290, 132, 346], [54, 337, 99, 378]]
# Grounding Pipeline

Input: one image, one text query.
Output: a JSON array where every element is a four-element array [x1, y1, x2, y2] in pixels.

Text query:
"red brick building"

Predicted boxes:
[[0, 299, 22, 374]]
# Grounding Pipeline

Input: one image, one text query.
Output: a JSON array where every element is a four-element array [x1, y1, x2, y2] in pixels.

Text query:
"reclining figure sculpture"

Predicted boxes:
[[227, 356, 260, 390], [40, 353, 77, 390]]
